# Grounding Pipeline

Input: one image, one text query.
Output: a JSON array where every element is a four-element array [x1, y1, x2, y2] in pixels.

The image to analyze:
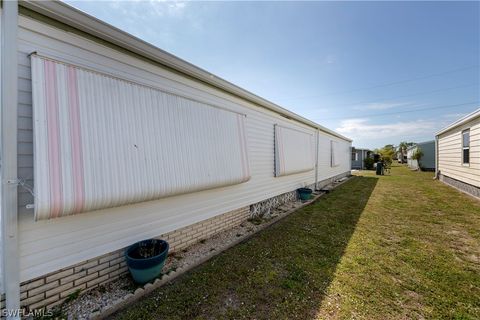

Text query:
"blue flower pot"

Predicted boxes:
[[297, 188, 313, 200], [125, 239, 169, 284]]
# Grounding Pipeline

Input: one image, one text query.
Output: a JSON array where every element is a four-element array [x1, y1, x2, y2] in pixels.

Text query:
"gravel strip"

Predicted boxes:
[[53, 187, 339, 320]]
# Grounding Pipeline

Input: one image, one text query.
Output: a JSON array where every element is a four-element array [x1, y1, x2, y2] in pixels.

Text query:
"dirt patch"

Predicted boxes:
[[448, 229, 480, 268], [447, 230, 480, 267]]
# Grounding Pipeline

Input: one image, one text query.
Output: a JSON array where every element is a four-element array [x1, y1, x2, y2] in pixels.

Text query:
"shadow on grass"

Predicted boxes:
[[112, 176, 379, 320]]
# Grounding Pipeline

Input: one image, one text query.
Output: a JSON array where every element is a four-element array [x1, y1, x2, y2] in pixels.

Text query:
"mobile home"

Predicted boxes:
[[406, 141, 435, 171], [0, 1, 352, 312], [351, 147, 371, 170], [436, 108, 480, 198]]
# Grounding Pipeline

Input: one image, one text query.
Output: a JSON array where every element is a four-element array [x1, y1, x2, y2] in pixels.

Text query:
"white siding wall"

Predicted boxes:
[[318, 134, 351, 180], [16, 15, 350, 282], [407, 147, 419, 170], [438, 116, 480, 187]]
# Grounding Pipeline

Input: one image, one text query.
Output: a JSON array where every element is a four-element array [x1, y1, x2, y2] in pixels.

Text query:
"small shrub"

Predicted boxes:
[[64, 289, 82, 303], [412, 148, 424, 161], [364, 157, 375, 170], [248, 217, 263, 225]]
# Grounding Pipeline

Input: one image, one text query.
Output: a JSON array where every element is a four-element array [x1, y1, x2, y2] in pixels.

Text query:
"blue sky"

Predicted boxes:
[[65, 0, 479, 149]]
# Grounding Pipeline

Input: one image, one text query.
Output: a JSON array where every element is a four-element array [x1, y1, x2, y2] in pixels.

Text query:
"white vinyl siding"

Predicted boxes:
[[16, 14, 351, 282], [319, 136, 350, 179], [407, 147, 419, 170], [330, 140, 340, 167], [438, 117, 480, 187]]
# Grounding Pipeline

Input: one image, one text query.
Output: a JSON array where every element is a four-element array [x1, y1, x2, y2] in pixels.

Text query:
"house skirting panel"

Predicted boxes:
[[438, 173, 480, 199], [4, 206, 249, 311], [250, 171, 350, 217], [316, 172, 350, 190]]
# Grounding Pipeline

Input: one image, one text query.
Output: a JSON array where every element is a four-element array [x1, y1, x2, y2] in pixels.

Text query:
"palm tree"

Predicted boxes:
[[399, 141, 408, 163]]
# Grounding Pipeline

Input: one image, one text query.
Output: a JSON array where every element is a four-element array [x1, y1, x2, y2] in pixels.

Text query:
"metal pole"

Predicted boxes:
[[1, 0, 20, 318], [314, 130, 319, 190], [434, 136, 439, 179]]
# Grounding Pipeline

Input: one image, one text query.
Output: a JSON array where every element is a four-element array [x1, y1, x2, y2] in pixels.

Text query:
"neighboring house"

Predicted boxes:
[[436, 108, 480, 198], [0, 1, 352, 311], [406, 141, 436, 171], [351, 147, 371, 169]]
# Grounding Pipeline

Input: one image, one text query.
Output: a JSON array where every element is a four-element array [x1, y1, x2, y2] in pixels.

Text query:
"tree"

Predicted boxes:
[[398, 141, 416, 163], [378, 145, 395, 168], [384, 144, 395, 150], [412, 148, 424, 161], [398, 141, 408, 163]]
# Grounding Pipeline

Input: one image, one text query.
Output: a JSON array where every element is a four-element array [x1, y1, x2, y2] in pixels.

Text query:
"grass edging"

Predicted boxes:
[[93, 176, 352, 320]]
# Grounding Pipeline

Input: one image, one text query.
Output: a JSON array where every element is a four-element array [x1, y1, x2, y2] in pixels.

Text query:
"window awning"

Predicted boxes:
[[31, 54, 250, 220], [274, 125, 315, 177]]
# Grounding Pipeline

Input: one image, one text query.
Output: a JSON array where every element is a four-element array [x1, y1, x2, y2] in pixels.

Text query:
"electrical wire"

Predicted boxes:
[[278, 64, 479, 101], [328, 83, 478, 108], [317, 101, 479, 120]]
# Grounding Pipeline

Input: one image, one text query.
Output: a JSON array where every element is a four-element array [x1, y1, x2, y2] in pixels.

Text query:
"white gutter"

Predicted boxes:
[[1, 0, 20, 318], [19, 0, 351, 142]]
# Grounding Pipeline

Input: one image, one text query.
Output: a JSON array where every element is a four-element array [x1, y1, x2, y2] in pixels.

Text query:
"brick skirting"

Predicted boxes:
[[1, 206, 250, 312]]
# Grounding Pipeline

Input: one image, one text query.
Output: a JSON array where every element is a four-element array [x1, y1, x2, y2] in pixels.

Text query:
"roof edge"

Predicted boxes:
[[436, 107, 480, 136], [406, 140, 434, 150], [19, 0, 352, 142], [352, 147, 371, 151]]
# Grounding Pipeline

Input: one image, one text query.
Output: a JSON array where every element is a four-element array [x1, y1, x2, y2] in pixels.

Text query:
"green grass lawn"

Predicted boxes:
[[112, 164, 480, 319]]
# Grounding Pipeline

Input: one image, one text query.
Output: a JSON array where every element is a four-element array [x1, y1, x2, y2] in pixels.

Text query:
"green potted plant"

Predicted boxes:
[[297, 187, 313, 200], [125, 239, 169, 284]]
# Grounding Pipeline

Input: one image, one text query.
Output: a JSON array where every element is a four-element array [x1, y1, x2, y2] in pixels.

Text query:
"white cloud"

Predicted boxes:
[[88, 0, 194, 49], [148, 0, 187, 17], [336, 118, 437, 140], [107, 0, 188, 18]]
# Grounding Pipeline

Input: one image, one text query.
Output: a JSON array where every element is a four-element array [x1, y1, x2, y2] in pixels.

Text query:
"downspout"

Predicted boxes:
[[314, 130, 319, 190], [1, 0, 20, 318]]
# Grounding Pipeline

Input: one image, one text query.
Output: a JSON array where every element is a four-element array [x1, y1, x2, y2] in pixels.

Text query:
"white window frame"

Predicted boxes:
[[462, 129, 470, 166]]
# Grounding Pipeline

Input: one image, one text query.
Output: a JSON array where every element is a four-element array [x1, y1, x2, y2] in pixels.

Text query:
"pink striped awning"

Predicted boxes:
[[31, 55, 250, 220]]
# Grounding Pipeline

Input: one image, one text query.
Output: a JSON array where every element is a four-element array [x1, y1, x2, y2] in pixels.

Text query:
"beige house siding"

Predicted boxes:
[[438, 116, 480, 188]]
